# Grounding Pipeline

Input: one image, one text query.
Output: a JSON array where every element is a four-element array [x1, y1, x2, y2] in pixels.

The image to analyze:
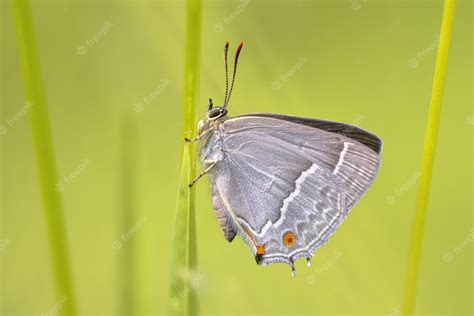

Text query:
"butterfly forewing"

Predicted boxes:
[[236, 113, 382, 154], [206, 115, 381, 267]]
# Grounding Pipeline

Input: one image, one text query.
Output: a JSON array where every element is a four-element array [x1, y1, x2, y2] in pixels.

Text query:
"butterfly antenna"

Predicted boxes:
[[223, 40, 243, 110], [223, 40, 230, 107]]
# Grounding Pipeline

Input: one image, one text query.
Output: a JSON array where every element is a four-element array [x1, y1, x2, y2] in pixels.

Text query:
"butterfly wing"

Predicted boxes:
[[211, 182, 237, 242], [207, 115, 381, 268], [236, 113, 382, 154]]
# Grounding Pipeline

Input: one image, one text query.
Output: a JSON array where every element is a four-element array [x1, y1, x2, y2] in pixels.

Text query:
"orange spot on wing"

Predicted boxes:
[[283, 232, 297, 248], [243, 227, 266, 256]]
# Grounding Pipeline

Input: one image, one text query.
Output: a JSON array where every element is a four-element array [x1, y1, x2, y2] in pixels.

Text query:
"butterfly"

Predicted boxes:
[[186, 41, 382, 275]]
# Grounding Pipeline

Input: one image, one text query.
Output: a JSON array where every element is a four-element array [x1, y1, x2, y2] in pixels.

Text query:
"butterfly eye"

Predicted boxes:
[[207, 107, 227, 120], [197, 120, 204, 133], [208, 108, 221, 119]]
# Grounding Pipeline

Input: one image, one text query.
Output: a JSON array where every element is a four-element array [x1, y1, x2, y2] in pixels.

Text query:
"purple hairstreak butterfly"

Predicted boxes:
[[186, 41, 382, 275]]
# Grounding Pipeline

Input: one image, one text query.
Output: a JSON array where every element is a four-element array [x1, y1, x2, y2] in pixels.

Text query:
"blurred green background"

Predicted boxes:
[[1, 0, 472, 315]]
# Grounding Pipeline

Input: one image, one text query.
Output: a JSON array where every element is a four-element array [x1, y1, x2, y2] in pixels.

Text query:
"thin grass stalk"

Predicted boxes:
[[401, 1, 456, 315], [11, 0, 76, 315], [169, 0, 202, 315]]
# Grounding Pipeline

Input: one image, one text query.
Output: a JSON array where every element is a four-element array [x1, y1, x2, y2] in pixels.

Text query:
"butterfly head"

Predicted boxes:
[[197, 99, 227, 133]]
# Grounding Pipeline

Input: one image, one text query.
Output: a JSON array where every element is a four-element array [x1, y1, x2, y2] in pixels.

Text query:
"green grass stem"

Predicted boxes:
[[401, 1, 456, 315], [11, 0, 76, 315], [169, 0, 202, 315]]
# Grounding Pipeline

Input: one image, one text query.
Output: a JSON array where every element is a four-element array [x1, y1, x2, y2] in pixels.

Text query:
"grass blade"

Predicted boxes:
[[401, 1, 457, 315], [169, 0, 202, 315], [11, 1, 76, 315]]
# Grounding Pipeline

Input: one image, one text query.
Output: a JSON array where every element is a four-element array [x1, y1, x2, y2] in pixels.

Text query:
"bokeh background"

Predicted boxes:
[[1, 0, 472, 315]]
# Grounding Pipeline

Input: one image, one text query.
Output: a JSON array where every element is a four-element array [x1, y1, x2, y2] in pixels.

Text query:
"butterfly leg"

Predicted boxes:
[[184, 135, 200, 143], [188, 161, 218, 187], [184, 129, 211, 143]]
